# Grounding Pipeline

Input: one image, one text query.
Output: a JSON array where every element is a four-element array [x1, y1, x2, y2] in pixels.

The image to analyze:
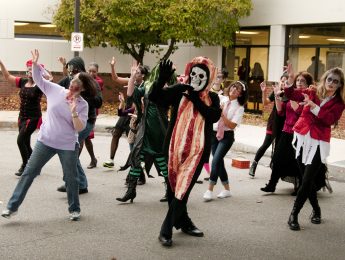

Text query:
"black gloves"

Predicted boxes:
[[157, 59, 175, 86], [183, 88, 201, 103]]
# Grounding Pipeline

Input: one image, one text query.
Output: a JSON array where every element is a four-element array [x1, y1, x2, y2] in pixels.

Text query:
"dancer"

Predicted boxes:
[[0, 59, 51, 176], [56, 56, 102, 194], [203, 81, 247, 201], [116, 62, 173, 202], [249, 75, 287, 178], [85, 62, 104, 169], [285, 65, 345, 230], [1, 49, 91, 221], [260, 70, 313, 195], [149, 58, 221, 247], [103, 57, 148, 168]]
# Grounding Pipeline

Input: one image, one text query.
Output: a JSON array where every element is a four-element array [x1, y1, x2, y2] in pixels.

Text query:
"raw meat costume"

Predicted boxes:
[[149, 57, 221, 245]]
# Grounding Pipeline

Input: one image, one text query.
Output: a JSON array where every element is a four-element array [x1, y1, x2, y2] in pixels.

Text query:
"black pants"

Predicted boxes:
[[160, 162, 204, 239], [254, 134, 273, 162], [17, 117, 40, 165], [294, 148, 322, 212]]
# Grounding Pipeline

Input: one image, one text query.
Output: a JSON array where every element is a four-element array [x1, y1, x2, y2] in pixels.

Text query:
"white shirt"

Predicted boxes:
[[213, 99, 244, 131]]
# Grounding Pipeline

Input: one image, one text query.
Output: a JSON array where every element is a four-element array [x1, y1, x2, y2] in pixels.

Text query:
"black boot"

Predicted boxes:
[[137, 169, 146, 185], [15, 164, 26, 177], [248, 161, 257, 178], [116, 175, 137, 203], [310, 207, 321, 224], [288, 206, 301, 231], [124, 174, 130, 186], [160, 181, 168, 202], [260, 181, 276, 193]]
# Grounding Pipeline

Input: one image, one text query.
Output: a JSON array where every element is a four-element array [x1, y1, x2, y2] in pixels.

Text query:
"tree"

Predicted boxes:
[[53, 0, 252, 64]]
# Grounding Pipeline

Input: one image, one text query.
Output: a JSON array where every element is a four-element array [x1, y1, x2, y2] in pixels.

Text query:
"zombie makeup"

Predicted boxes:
[[296, 76, 308, 89], [325, 73, 341, 94]]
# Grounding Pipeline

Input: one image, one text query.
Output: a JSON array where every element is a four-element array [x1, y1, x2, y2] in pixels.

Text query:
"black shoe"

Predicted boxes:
[[57, 185, 88, 194], [249, 161, 257, 178], [288, 213, 300, 231], [160, 195, 168, 202], [57, 185, 67, 192], [158, 234, 172, 247], [204, 177, 209, 181], [260, 183, 276, 193], [196, 180, 203, 184], [87, 159, 97, 169], [181, 225, 204, 237], [310, 208, 321, 224], [15, 164, 26, 176], [291, 190, 298, 196], [79, 188, 88, 194]]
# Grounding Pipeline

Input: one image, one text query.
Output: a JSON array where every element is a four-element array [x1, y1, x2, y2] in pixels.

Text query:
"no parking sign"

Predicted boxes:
[[71, 32, 84, 52]]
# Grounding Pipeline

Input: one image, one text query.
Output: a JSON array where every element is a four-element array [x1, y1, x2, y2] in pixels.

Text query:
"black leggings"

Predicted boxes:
[[294, 148, 323, 211], [254, 133, 273, 162], [17, 117, 40, 165]]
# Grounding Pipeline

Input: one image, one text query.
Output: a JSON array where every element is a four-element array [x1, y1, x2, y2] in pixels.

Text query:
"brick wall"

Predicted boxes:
[[0, 71, 129, 103]]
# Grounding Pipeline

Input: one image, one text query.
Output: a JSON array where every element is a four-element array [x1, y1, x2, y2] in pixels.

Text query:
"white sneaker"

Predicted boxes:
[[217, 190, 232, 199], [203, 190, 213, 202], [1, 209, 17, 219], [69, 211, 80, 221]]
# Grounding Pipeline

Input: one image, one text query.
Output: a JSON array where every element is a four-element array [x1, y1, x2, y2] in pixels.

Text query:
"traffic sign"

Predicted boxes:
[[71, 32, 84, 52]]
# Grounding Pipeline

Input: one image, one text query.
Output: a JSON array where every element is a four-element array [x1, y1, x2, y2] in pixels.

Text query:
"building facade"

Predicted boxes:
[[1, 0, 345, 121]]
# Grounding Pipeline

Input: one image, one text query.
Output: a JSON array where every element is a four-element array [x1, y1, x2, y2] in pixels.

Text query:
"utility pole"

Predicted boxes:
[[74, 0, 80, 57]]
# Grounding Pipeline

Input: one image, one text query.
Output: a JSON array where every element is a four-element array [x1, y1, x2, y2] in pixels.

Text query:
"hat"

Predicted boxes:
[[26, 59, 44, 68]]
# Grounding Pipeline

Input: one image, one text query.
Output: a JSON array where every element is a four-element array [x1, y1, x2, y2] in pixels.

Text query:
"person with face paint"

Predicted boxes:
[[284, 64, 345, 231], [203, 80, 248, 201], [0, 59, 51, 176], [56, 57, 103, 195], [261, 71, 314, 195], [1, 49, 92, 221], [149, 57, 221, 247]]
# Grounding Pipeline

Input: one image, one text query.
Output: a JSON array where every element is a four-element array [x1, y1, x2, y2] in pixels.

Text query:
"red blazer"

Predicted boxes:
[[284, 87, 345, 142]]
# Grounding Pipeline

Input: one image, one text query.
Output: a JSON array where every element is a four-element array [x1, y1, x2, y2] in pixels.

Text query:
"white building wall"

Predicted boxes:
[[1, 0, 345, 75]]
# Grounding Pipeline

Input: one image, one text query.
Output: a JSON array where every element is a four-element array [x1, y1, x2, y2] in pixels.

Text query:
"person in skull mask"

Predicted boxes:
[[149, 57, 221, 247]]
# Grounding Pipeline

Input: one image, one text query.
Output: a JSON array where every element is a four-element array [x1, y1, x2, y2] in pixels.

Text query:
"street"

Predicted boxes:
[[0, 130, 344, 260]]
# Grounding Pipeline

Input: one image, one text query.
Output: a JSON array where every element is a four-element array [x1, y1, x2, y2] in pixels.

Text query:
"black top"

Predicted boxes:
[[18, 78, 43, 119]]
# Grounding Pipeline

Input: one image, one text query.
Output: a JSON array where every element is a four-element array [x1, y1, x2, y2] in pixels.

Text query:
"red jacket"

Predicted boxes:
[[284, 87, 345, 142]]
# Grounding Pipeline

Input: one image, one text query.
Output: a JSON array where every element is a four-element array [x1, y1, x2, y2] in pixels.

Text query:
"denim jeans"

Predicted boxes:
[[209, 131, 234, 185], [76, 121, 95, 189], [7, 141, 80, 213]]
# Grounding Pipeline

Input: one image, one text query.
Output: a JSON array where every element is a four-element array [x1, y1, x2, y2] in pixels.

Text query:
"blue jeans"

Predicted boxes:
[[75, 121, 95, 189], [7, 141, 80, 213], [209, 131, 234, 185]]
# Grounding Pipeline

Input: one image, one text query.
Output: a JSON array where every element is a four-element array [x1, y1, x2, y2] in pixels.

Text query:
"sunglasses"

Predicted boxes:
[[326, 77, 340, 85]]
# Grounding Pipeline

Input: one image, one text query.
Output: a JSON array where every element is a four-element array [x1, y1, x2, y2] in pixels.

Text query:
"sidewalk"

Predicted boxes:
[[1, 110, 344, 171]]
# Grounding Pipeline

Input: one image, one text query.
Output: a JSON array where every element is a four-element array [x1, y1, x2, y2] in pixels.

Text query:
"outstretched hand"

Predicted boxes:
[[31, 49, 39, 64], [300, 93, 316, 109], [158, 59, 175, 84]]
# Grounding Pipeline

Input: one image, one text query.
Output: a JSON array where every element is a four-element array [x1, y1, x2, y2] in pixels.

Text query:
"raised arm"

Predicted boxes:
[[127, 64, 138, 97], [58, 56, 68, 77], [0, 60, 17, 86], [110, 57, 129, 86]]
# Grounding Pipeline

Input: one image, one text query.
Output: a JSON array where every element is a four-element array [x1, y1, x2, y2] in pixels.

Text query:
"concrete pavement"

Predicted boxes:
[[0, 129, 345, 259]]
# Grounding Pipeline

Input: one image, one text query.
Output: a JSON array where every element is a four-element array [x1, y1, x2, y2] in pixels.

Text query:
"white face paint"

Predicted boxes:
[[190, 66, 208, 91]]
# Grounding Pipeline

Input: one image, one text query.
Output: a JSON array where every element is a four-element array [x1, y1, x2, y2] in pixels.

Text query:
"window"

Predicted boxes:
[[15, 21, 63, 39], [287, 24, 345, 81]]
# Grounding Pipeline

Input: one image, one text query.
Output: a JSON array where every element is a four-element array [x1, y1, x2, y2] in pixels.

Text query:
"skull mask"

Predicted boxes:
[[189, 66, 208, 92]]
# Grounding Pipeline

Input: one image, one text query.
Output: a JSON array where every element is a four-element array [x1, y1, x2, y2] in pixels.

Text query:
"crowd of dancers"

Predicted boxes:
[[0, 49, 344, 247]]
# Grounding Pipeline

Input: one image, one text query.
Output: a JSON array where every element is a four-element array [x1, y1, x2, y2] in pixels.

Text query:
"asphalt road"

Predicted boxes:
[[0, 130, 344, 260]]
